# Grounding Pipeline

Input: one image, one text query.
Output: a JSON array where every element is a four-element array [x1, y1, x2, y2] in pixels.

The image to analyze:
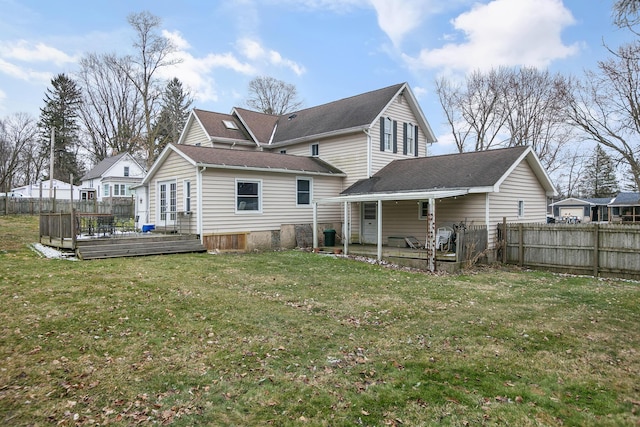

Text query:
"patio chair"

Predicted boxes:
[[436, 227, 453, 252]]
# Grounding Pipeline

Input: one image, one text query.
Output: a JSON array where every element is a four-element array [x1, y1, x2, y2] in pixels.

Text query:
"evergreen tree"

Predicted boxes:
[[153, 77, 192, 157], [581, 145, 619, 197], [38, 74, 84, 183]]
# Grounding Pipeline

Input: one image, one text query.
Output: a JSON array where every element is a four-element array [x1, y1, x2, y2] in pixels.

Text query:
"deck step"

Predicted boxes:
[[76, 235, 207, 260]]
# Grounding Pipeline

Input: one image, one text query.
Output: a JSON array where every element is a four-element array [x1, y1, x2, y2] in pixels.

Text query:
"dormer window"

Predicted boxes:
[[223, 120, 238, 130]]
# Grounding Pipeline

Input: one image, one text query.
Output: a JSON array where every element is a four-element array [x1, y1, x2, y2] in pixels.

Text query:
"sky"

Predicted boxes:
[[0, 0, 635, 156]]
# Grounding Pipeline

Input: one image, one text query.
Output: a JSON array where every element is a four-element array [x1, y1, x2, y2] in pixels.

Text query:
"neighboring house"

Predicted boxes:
[[142, 82, 556, 262], [549, 197, 613, 223], [609, 192, 640, 223], [80, 153, 146, 202], [11, 179, 81, 200]]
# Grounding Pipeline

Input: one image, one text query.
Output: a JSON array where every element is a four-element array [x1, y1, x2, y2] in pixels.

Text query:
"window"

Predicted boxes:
[[222, 120, 238, 130], [405, 123, 415, 156], [384, 117, 392, 151], [124, 166, 130, 177], [184, 180, 191, 212], [311, 143, 319, 156], [236, 180, 261, 212], [418, 201, 429, 219], [113, 184, 126, 196], [103, 184, 110, 197], [518, 200, 525, 217], [297, 178, 311, 206]]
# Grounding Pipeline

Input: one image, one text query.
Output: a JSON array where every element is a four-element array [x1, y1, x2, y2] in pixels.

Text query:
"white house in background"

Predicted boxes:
[[11, 179, 81, 200], [80, 153, 146, 202]]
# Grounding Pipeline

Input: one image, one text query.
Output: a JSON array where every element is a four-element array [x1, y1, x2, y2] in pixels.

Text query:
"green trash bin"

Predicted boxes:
[[323, 229, 336, 246]]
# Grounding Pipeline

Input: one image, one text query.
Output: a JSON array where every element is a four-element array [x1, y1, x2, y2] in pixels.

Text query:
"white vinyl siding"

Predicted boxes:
[[147, 151, 199, 234], [370, 95, 427, 175], [199, 169, 342, 235], [182, 120, 211, 147], [283, 132, 367, 189]]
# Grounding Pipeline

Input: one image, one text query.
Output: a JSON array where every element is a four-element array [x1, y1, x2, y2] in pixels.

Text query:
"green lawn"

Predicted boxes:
[[1, 215, 638, 426]]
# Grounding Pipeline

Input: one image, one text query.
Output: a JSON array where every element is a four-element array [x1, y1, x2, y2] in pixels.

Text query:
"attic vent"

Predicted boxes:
[[223, 120, 238, 130], [288, 114, 297, 120]]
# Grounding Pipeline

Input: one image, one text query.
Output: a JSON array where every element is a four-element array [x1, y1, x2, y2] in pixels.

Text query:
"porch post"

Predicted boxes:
[[377, 199, 383, 261], [312, 201, 318, 249], [426, 198, 436, 272], [343, 201, 349, 255]]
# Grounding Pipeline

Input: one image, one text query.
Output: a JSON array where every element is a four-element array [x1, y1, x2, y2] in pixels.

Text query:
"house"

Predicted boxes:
[[549, 197, 613, 223], [80, 153, 146, 202], [142, 82, 556, 267], [609, 192, 640, 222], [11, 179, 81, 200]]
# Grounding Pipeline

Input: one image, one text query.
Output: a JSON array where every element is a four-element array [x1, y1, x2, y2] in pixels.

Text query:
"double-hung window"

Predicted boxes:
[[406, 123, 415, 156], [184, 180, 191, 212], [236, 180, 261, 212], [124, 166, 130, 177], [383, 117, 392, 151], [296, 178, 311, 206], [311, 143, 319, 156]]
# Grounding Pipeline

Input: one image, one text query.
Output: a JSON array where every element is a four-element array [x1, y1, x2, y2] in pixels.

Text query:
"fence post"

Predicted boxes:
[[518, 223, 524, 267], [593, 224, 599, 277], [502, 217, 507, 264]]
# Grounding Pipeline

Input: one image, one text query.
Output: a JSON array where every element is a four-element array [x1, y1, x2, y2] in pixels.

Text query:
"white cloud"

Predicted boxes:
[[404, 0, 579, 73], [369, 0, 433, 47], [237, 38, 306, 76], [0, 40, 77, 66], [0, 57, 51, 83]]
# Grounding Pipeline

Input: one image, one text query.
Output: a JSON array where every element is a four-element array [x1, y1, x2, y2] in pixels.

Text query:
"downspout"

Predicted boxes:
[[485, 192, 491, 253], [363, 128, 372, 178], [197, 166, 206, 243]]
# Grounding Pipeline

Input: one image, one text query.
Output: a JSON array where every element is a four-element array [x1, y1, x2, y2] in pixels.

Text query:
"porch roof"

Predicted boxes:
[[314, 188, 470, 204]]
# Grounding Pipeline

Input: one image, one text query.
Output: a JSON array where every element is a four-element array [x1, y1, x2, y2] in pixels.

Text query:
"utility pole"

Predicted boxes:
[[49, 128, 54, 199]]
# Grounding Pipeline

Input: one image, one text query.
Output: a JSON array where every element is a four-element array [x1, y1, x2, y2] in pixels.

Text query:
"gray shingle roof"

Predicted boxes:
[[610, 192, 640, 205], [172, 144, 345, 175], [192, 109, 252, 142], [81, 153, 127, 181], [342, 146, 530, 195], [271, 83, 404, 143]]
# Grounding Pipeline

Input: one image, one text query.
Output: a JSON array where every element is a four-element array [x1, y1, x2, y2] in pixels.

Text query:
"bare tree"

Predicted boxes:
[[76, 53, 145, 163], [246, 76, 303, 115], [502, 67, 574, 174], [121, 11, 180, 167], [436, 66, 573, 173], [613, 0, 640, 30], [568, 41, 640, 191], [0, 113, 39, 191]]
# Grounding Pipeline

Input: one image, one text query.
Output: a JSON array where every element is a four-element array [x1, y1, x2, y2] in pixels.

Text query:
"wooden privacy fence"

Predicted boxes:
[[455, 225, 488, 265], [2, 197, 134, 218], [40, 212, 76, 249], [498, 222, 640, 279]]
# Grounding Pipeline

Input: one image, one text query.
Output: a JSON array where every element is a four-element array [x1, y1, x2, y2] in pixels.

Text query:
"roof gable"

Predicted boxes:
[[342, 146, 555, 196], [81, 153, 128, 181], [186, 109, 254, 145]]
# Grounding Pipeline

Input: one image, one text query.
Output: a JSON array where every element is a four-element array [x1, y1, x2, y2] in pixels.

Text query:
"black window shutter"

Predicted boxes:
[[380, 117, 385, 151], [402, 123, 408, 155], [393, 120, 398, 153], [414, 125, 419, 157]]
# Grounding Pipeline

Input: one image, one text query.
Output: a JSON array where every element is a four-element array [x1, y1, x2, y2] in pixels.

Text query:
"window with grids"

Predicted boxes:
[[383, 117, 392, 151]]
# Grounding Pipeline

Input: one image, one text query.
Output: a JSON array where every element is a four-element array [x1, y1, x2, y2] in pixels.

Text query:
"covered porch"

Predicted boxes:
[[312, 189, 488, 272]]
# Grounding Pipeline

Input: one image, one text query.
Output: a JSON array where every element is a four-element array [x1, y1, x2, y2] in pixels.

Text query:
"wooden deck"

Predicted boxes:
[[75, 234, 207, 260]]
